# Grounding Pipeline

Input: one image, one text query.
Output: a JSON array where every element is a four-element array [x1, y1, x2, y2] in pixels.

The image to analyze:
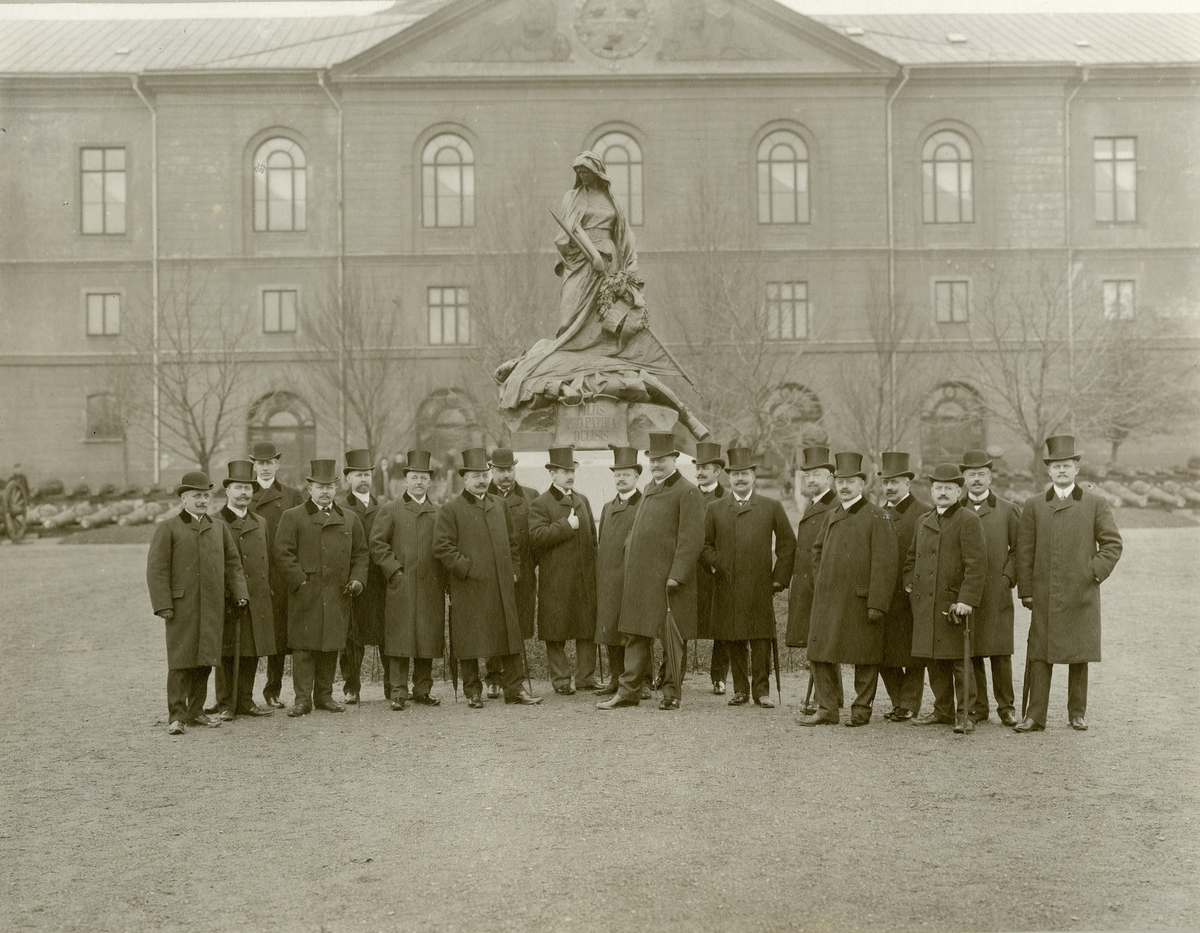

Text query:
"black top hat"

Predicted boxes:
[[833, 452, 867, 479], [958, 449, 994, 471], [800, 446, 834, 472], [489, 448, 517, 469], [877, 451, 915, 479], [1043, 435, 1081, 464], [458, 447, 491, 476], [222, 460, 255, 488], [306, 460, 340, 485], [694, 442, 725, 468], [926, 463, 965, 486], [645, 432, 678, 459], [608, 446, 642, 473], [545, 446, 580, 471], [250, 441, 281, 461], [175, 470, 214, 496], [403, 449, 433, 475], [343, 448, 373, 474], [725, 447, 757, 471]]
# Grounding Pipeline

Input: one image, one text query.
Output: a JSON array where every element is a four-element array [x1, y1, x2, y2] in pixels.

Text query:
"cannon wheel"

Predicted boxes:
[[4, 478, 28, 541]]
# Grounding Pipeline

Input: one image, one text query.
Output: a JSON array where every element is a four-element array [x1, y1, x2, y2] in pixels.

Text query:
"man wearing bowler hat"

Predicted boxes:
[[798, 452, 897, 727], [701, 447, 795, 708], [959, 449, 1022, 726], [1015, 436, 1122, 732], [876, 451, 931, 722], [249, 441, 305, 709], [598, 432, 704, 711], [146, 471, 249, 734], [529, 446, 599, 694], [433, 448, 542, 707], [370, 450, 445, 710], [339, 448, 390, 705], [273, 459, 369, 716], [693, 441, 730, 695]]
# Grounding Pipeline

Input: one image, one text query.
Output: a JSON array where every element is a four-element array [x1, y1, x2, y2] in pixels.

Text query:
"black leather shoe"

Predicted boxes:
[[485, 684, 501, 700], [755, 696, 775, 709], [411, 694, 441, 707], [505, 691, 544, 705], [216, 709, 236, 722], [1069, 717, 1088, 731], [286, 704, 311, 718], [390, 696, 406, 711], [314, 700, 345, 713], [577, 680, 602, 691], [728, 693, 750, 706], [912, 711, 954, 725], [597, 696, 638, 709], [1013, 717, 1045, 732], [554, 685, 576, 696], [845, 715, 871, 727], [953, 717, 975, 734], [188, 713, 222, 728], [999, 710, 1019, 727], [658, 697, 680, 711], [594, 682, 618, 696], [263, 696, 285, 709], [796, 712, 838, 726], [886, 708, 915, 722], [239, 705, 275, 717], [343, 692, 360, 705], [467, 694, 485, 709], [639, 685, 653, 700]]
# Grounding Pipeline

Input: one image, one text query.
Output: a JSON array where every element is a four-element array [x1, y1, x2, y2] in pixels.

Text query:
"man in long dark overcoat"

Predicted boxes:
[[798, 452, 897, 728], [274, 459, 369, 717], [598, 432, 704, 712], [904, 464, 988, 733], [369, 450, 445, 710], [339, 448, 390, 705], [433, 448, 542, 708], [147, 471, 248, 734], [701, 447, 795, 708], [1015, 435, 1122, 732], [693, 441, 729, 695], [216, 460, 276, 719], [594, 446, 646, 696], [249, 441, 305, 709], [959, 449, 1022, 726], [876, 451, 931, 722], [529, 446, 599, 694]]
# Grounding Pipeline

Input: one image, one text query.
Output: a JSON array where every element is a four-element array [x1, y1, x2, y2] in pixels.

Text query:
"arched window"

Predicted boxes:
[[920, 382, 985, 466], [922, 130, 973, 224], [253, 138, 306, 232], [247, 391, 316, 488], [422, 134, 475, 228], [593, 131, 643, 225], [757, 130, 809, 225]]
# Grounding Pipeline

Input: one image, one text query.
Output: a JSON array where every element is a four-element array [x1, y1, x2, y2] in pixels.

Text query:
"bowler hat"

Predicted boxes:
[[609, 446, 642, 474], [343, 448, 373, 475], [222, 460, 255, 488], [1043, 435, 1081, 464], [694, 442, 725, 468], [250, 441, 281, 462], [489, 448, 518, 469], [926, 463, 965, 486], [645, 432, 678, 459], [877, 451, 915, 479], [458, 447, 491, 476], [800, 446, 834, 473], [175, 470, 214, 496], [545, 446, 580, 471], [958, 449, 994, 471], [725, 447, 757, 471], [833, 452, 867, 480], [403, 449, 433, 475], [306, 460, 340, 485]]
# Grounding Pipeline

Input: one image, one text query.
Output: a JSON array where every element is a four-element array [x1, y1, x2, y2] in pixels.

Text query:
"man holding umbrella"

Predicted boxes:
[[594, 446, 647, 696], [693, 441, 730, 695], [339, 448, 390, 705]]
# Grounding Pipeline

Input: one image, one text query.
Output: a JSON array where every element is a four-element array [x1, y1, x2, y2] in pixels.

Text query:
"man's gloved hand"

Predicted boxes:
[[343, 580, 364, 596], [157, 609, 174, 621], [867, 608, 884, 623], [236, 598, 248, 608]]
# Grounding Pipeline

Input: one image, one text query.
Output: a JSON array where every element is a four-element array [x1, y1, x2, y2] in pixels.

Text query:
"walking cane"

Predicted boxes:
[[802, 662, 816, 714], [771, 636, 783, 707], [960, 609, 972, 730], [229, 606, 242, 721], [521, 638, 534, 695]]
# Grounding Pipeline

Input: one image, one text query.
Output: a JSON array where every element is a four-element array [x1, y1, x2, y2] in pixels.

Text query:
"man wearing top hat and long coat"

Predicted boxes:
[[249, 441, 305, 708], [339, 448, 390, 705], [369, 450, 445, 710], [1015, 435, 1122, 733], [701, 447, 796, 708], [693, 441, 731, 695], [594, 446, 647, 696], [798, 452, 898, 727], [273, 459, 369, 716], [958, 448, 1022, 727], [876, 451, 931, 722], [598, 432, 705, 711], [433, 448, 542, 708]]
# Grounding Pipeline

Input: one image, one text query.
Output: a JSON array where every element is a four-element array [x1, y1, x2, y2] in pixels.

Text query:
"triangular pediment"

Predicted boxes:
[[335, 0, 897, 79]]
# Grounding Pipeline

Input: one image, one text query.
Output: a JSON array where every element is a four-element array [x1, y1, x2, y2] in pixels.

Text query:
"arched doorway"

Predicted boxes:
[[763, 382, 826, 478], [247, 391, 316, 488], [920, 382, 985, 468], [413, 388, 486, 473]]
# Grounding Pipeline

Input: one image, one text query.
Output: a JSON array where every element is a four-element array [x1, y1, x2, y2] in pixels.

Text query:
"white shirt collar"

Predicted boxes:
[[553, 483, 572, 498], [699, 482, 718, 494], [185, 510, 207, 522], [353, 490, 371, 507], [1055, 483, 1076, 499], [969, 491, 989, 503], [227, 504, 247, 518], [410, 495, 427, 504], [937, 505, 951, 514], [734, 491, 752, 504], [841, 494, 862, 510], [886, 493, 909, 509], [256, 478, 273, 490], [616, 490, 636, 501]]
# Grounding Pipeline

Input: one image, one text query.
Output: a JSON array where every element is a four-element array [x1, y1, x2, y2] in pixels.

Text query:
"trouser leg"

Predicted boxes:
[[575, 639, 597, 685], [951, 659, 974, 720], [992, 655, 1015, 717], [879, 666, 904, 709], [217, 656, 237, 713], [412, 658, 434, 697], [212, 664, 226, 710], [460, 659, 482, 698], [484, 656, 504, 687], [312, 651, 338, 706], [545, 641, 570, 690], [728, 641, 750, 696], [852, 664, 880, 719], [237, 657, 258, 712], [339, 639, 364, 696], [1024, 659, 1053, 727], [387, 656, 410, 697], [925, 660, 956, 719], [809, 661, 842, 717], [187, 666, 211, 722], [292, 651, 316, 708], [618, 636, 652, 702], [264, 653, 285, 701], [500, 653, 526, 698], [971, 656, 990, 719], [899, 664, 925, 714], [750, 639, 772, 701], [166, 669, 191, 723], [658, 641, 689, 686], [710, 640, 731, 683], [1067, 662, 1089, 721], [605, 645, 624, 687]]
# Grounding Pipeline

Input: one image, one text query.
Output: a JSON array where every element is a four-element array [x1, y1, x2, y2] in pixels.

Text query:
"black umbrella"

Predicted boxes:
[[661, 589, 685, 696]]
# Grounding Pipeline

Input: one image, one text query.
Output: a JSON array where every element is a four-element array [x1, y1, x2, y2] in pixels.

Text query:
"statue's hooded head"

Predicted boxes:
[[573, 151, 611, 188]]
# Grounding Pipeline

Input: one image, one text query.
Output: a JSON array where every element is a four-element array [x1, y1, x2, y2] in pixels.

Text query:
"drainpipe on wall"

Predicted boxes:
[[132, 75, 160, 486], [885, 65, 911, 444], [1064, 66, 1089, 429], [318, 71, 347, 452]]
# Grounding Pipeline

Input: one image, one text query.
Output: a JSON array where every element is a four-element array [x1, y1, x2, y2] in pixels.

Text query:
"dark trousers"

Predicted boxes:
[[388, 656, 434, 698], [484, 655, 506, 686], [620, 635, 678, 701], [811, 661, 879, 719], [217, 656, 259, 713], [340, 641, 392, 698], [545, 639, 597, 689], [656, 641, 688, 688], [603, 644, 624, 687], [167, 666, 211, 724], [880, 664, 925, 714], [710, 639, 732, 683], [927, 658, 976, 720], [462, 654, 525, 699], [292, 650, 338, 709], [971, 655, 1015, 718], [728, 639, 771, 700], [264, 653, 286, 701], [1023, 660, 1088, 726]]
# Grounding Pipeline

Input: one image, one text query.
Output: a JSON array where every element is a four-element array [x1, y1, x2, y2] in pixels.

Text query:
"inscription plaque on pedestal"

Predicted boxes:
[[555, 399, 628, 448]]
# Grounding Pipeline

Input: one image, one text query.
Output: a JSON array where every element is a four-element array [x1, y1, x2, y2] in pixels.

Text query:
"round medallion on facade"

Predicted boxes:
[[574, 0, 653, 59]]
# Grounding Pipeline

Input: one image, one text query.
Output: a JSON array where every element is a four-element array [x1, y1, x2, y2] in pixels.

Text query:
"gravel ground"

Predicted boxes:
[[1, 528, 1197, 933]]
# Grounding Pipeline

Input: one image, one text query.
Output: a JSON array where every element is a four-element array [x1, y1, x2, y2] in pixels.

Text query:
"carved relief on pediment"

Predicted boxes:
[[447, 0, 572, 62], [657, 0, 783, 60]]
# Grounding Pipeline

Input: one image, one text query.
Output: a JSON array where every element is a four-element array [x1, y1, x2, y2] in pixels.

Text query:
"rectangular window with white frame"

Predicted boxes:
[[935, 280, 969, 323], [1094, 137, 1137, 223], [81, 147, 126, 235], [1102, 280, 1135, 320], [86, 392, 124, 440], [85, 292, 121, 335], [764, 281, 808, 340], [262, 288, 298, 333], [428, 286, 470, 345]]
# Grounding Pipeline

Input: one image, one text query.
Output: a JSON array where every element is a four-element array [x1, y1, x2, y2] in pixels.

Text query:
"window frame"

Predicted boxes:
[[427, 286, 471, 346], [756, 130, 810, 226], [252, 137, 308, 233], [80, 146, 127, 236], [589, 128, 644, 226], [84, 290, 122, 336], [84, 391, 124, 442], [1093, 136, 1137, 224], [1102, 279, 1136, 320], [933, 279, 970, 324], [764, 281, 809, 341], [421, 133, 476, 229], [921, 130, 974, 225], [261, 287, 299, 334]]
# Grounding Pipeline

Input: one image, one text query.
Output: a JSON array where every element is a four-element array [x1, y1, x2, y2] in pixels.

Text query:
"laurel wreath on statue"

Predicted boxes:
[[596, 270, 647, 337]]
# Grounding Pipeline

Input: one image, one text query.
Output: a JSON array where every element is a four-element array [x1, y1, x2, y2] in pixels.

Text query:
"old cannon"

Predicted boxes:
[[2, 470, 30, 542]]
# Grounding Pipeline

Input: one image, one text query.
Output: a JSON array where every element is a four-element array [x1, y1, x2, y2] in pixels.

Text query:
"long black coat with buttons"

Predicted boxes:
[[784, 489, 838, 648], [250, 480, 305, 653], [961, 491, 1021, 657], [529, 485, 598, 643], [219, 506, 276, 658], [490, 481, 540, 639], [594, 490, 642, 647], [343, 492, 386, 647], [881, 494, 931, 668]]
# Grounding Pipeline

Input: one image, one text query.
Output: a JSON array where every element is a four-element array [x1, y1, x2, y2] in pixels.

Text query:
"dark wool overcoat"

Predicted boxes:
[[881, 494, 931, 668], [251, 480, 305, 653], [594, 490, 642, 647], [695, 483, 726, 640], [701, 492, 796, 641], [1016, 485, 1122, 664], [807, 498, 898, 665], [147, 511, 248, 669], [343, 492, 386, 647], [529, 485, 598, 643], [490, 481, 539, 639], [617, 471, 705, 640], [370, 494, 446, 660], [962, 491, 1021, 657], [433, 491, 525, 660], [784, 489, 838, 648], [904, 502, 988, 661], [219, 507, 276, 658], [274, 500, 369, 653]]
